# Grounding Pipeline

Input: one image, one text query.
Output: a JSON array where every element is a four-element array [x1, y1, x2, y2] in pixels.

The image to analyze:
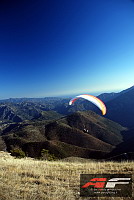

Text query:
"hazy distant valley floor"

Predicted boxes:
[[0, 151, 133, 200]]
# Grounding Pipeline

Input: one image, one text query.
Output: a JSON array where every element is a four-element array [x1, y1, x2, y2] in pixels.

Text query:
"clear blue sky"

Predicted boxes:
[[0, 0, 134, 99]]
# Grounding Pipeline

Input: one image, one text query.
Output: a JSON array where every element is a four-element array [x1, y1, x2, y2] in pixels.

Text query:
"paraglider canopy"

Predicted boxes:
[[69, 94, 106, 115]]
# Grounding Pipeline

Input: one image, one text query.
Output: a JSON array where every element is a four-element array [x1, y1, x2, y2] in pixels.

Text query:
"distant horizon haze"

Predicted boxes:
[[0, 85, 133, 100]]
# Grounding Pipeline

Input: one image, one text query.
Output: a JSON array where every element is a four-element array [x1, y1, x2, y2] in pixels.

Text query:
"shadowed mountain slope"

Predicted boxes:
[[106, 128, 134, 159], [2, 111, 125, 159], [106, 86, 134, 128]]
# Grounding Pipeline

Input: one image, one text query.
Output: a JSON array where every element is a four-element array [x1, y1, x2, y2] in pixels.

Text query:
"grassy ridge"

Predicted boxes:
[[0, 151, 133, 200]]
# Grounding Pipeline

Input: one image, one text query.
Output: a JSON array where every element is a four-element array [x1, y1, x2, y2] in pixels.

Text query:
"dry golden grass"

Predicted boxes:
[[0, 151, 133, 200]]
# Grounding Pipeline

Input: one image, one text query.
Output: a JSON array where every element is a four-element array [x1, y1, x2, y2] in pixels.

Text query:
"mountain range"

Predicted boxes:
[[0, 111, 125, 159], [0, 86, 134, 160], [0, 85, 134, 127]]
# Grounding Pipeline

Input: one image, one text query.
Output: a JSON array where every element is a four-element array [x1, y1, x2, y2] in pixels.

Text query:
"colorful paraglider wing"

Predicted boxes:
[[69, 94, 106, 115]]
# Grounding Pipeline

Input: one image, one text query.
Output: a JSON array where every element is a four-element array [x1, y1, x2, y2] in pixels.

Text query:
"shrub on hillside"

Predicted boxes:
[[41, 149, 57, 161], [10, 148, 25, 158]]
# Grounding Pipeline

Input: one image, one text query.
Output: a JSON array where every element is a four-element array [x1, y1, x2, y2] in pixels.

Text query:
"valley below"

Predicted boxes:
[[0, 86, 134, 161]]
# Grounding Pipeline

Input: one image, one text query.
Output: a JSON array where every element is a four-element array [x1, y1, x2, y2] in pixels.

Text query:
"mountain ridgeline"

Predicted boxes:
[[0, 86, 134, 160], [0, 86, 134, 127], [1, 111, 125, 159]]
